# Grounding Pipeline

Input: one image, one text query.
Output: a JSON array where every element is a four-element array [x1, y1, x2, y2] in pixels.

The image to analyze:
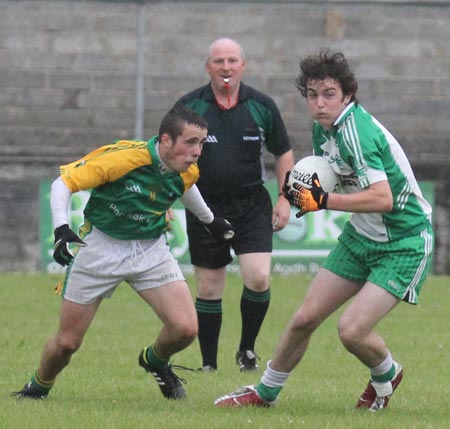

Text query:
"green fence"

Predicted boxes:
[[39, 180, 434, 275]]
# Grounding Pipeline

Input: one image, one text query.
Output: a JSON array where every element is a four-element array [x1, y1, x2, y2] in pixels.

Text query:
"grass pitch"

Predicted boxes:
[[1, 273, 449, 429]]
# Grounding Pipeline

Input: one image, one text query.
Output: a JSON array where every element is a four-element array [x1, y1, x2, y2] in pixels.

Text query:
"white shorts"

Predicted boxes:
[[63, 227, 185, 305]]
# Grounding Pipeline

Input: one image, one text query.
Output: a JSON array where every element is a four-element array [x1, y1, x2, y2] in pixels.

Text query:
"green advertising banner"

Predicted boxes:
[[39, 180, 434, 275]]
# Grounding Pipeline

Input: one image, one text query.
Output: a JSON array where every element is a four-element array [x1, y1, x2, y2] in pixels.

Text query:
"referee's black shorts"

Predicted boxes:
[[186, 186, 273, 269]]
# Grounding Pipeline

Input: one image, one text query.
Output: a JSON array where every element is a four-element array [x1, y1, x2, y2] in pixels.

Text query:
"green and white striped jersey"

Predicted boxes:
[[312, 103, 432, 242]]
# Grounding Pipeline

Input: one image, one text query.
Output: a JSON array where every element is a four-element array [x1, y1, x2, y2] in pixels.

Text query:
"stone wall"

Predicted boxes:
[[1, 0, 449, 272]]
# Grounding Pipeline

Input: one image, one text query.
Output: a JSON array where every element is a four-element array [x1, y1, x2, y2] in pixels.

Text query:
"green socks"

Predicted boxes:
[[256, 383, 283, 403], [31, 370, 54, 393], [144, 345, 168, 370], [371, 363, 396, 383], [370, 352, 396, 383], [257, 360, 290, 403]]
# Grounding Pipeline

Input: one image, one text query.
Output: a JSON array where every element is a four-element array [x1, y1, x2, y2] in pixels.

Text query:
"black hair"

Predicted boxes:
[[295, 48, 358, 103], [159, 105, 208, 142]]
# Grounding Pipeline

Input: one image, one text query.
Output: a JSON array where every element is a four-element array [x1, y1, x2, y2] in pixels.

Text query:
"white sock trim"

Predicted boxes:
[[370, 351, 393, 377], [261, 360, 290, 388], [371, 380, 393, 397]]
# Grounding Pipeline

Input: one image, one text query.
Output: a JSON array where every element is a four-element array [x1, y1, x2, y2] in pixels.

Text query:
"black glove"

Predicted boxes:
[[203, 217, 235, 241], [283, 172, 328, 218], [53, 224, 87, 266]]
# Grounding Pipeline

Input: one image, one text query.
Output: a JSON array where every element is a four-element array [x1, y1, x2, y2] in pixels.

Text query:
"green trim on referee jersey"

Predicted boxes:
[[183, 98, 210, 116]]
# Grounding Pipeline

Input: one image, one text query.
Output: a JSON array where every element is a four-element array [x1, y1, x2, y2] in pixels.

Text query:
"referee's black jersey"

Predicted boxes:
[[175, 83, 291, 199]]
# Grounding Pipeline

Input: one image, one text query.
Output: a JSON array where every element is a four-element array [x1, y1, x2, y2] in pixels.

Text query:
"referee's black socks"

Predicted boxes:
[[195, 297, 222, 369], [239, 285, 271, 352]]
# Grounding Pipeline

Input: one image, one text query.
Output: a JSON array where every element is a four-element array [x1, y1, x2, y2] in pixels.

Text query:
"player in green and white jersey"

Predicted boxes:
[[13, 106, 234, 401], [215, 49, 433, 411]]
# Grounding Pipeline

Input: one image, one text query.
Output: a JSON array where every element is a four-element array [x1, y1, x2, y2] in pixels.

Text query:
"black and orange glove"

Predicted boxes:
[[282, 172, 328, 218]]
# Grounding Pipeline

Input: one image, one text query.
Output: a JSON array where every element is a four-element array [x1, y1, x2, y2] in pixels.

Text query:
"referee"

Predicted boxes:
[[175, 38, 294, 372]]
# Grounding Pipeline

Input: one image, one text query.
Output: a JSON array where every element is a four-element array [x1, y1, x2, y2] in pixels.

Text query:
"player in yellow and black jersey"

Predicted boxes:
[[13, 106, 234, 401]]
